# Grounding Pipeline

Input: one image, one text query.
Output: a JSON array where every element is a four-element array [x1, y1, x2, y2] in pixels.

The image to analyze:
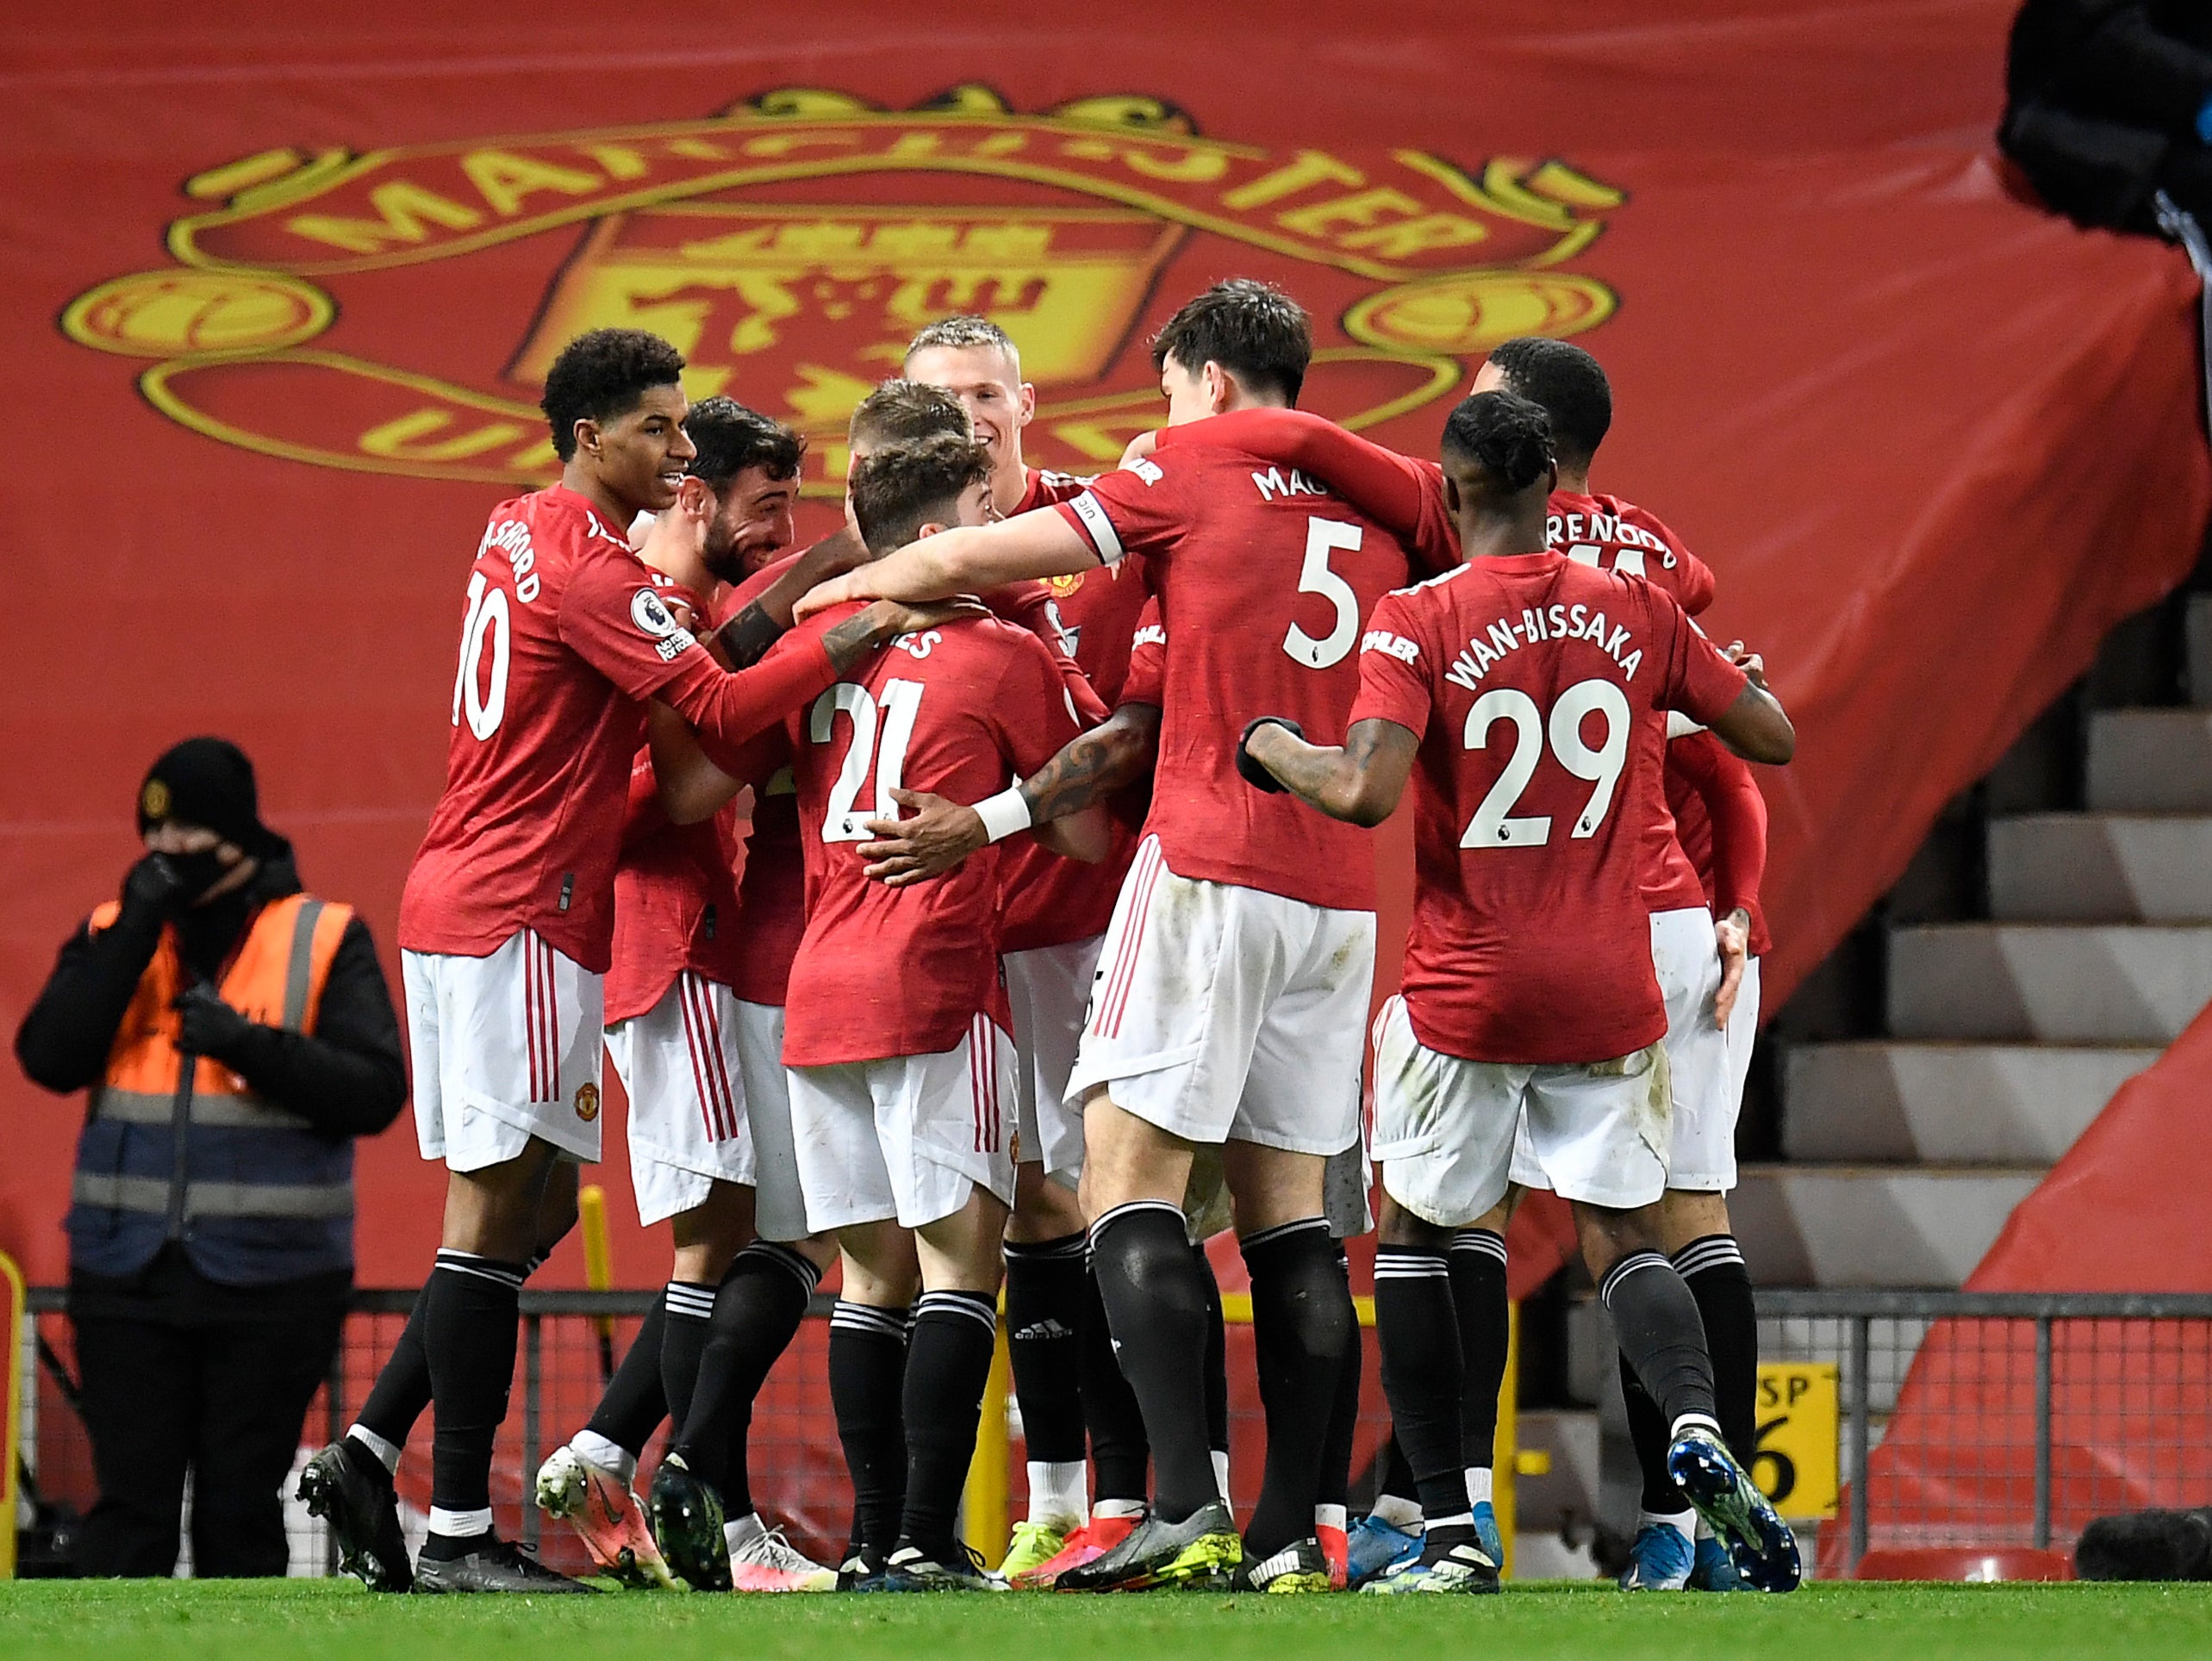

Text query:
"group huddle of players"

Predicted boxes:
[[296, 277, 1804, 1599]]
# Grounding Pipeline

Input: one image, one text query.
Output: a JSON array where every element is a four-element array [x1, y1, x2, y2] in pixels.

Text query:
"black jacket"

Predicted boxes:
[[15, 840, 407, 1141]]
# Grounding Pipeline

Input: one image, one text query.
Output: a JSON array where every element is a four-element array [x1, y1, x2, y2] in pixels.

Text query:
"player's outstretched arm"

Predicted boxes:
[[857, 704, 1161, 886], [712, 527, 873, 667], [1706, 681, 1794, 766], [1238, 716, 1417, 827], [793, 508, 1097, 619]]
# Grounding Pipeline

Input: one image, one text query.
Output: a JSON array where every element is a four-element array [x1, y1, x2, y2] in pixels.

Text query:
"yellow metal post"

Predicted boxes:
[[1494, 1301, 1519, 1577], [1, 1251, 24, 1580], [578, 1184, 615, 1378], [962, 1317, 1012, 1567]]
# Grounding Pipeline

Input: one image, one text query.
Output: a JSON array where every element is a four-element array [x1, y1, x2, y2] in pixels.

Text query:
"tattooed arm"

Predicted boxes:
[[1239, 717, 1418, 827], [857, 702, 1162, 886]]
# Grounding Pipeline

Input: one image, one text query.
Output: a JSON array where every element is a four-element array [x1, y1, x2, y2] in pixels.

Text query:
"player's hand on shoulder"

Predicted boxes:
[[857, 788, 988, 886], [1118, 429, 1161, 469], [1723, 640, 1768, 689], [869, 597, 991, 638], [792, 525, 872, 587], [1237, 716, 1303, 793]]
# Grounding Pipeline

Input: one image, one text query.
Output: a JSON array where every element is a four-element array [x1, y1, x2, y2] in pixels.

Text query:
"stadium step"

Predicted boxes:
[[1730, 1165, 2043, 1289], [2085, 709, 2212, 812], [1885, 922, 2212, 1045], [1987, 814, 2212, 922], [1780, 1041, 2155, 1164]]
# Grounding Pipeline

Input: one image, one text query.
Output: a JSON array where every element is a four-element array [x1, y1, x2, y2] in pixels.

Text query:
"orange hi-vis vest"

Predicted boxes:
[[67, 893, 359, 1282]]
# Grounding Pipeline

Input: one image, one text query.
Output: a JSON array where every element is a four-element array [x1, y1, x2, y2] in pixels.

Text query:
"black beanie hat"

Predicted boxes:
[[138, 737, 266, 851]]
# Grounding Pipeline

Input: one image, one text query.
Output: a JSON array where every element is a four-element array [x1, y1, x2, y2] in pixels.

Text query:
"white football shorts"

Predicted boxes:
[[1004, 933, 1104, 1185], [1374, 994, 1671, 1224], [1067, 837, 1373, 1156], [787, 1017, 1016, 1234], [607, 972, 757, 1228], [731, 998, 809, 1242], [403, 930, 604, 1172], [1511, 905, 1733, 1194]]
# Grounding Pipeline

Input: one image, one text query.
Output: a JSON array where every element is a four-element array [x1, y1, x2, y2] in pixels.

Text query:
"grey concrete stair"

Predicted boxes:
[[1781, 1041, 2153, 1163], [1731, 1165, 2041, 1288], [1887, 923, 2212, 1043], [2087, 709, 2212, 812], [1989, 815, 2212, 922]]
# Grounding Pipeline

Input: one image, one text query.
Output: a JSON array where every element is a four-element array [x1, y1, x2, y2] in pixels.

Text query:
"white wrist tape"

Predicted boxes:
[[974, 786, 1033, 844]]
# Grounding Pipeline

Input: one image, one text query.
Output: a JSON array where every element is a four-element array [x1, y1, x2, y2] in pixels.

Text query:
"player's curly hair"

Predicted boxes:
[[539, 328, 687, 462], [1484, 337, 1611, 470], [848, 433, 994, 556], [1441, 390, 1556, 495], [684, 396, 803, 489], [904, 314, 1023, 377], [1151, 278, 1311, 406], [848, 379, 974, 452]]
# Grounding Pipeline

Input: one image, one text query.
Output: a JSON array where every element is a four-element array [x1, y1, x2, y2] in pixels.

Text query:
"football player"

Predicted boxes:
[[1237, 389, 1800, 1596]]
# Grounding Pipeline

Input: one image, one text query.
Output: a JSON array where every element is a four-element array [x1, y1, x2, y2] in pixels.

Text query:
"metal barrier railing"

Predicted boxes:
[[17, 1285, 2212, 1579]]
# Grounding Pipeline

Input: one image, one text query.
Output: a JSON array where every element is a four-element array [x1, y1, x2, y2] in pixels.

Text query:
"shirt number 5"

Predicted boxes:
[[1283, 518, 1363, 670]]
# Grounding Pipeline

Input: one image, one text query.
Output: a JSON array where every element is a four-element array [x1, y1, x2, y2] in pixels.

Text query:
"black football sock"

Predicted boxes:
[[1375, 1433, 1418, 1509], [1090, 1202, 1218, 1523], [1450, 1228, 1510, 1484], [676, 1241, 820, 1519], [1676, 1235, 1760, 1462], [421, 1250, 526, 1556], [657, 1280, 717, 1453], [829, 1299, 910, 1561], [352, 1282, 431, 1473], [1374, 1245, 1470, 1526], [898, 1290, 1000, 1555], [1318, 1246, 1361, 1518], [1079, 1258, 1150, 1506], [1598, 1252, 1719, 1434], [1240, 1218, 1356, 1559], [583, 1298, 669, 1459], [1199, 1244, 1230, 1468], [1004, 1233, 1089, 1473], [1620, 1350, 1685, 1515]]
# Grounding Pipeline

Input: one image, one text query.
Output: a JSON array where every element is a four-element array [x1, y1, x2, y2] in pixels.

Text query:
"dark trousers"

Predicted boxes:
[[70, 1261, 345, 1577]]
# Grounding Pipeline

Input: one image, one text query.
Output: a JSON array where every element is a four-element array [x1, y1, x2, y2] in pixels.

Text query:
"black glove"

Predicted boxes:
[[119, 853, 190, 922], [1237, 716, 1303, 793], [174, 981, 258, 1062]]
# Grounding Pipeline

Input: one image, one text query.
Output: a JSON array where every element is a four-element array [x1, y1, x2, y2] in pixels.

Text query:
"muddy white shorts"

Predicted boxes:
[[787, 1017, 1017, 1233], [403, 930, 604, 1172], [1004, 934, 1104, 1185], [1374, 994, 1671, 1226], [1067, 837, 1373, 1156], [1511, 906, 1726, 1194], [607, 972, 758, 1228]]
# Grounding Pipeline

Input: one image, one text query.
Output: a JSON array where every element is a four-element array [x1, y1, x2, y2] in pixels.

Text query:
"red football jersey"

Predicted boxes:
[[999, 466, 1150, 954], [1055, 445, 1413, 912], [1121, 597, 1166, 710], [779, 604, 1085, 1067], [398, 485, 838, 974], [730, 770, 806, 1007], [1665, 725, 1773, 956], [1351, 554, 1748, 1063], [604, 580, 748, 1023], [1549, 490, 1714, 614]]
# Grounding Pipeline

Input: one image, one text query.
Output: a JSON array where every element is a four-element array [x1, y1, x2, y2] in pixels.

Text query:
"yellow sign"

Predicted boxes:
[[1750, 1361, 1840, 1520]]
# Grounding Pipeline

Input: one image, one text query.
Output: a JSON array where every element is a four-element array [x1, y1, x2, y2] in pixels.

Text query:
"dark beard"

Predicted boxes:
[[701, 536, 745, 586]]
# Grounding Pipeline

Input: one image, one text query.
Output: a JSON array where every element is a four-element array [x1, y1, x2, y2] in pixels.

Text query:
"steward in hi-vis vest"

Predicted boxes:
[[14, 737, 405, 1578]]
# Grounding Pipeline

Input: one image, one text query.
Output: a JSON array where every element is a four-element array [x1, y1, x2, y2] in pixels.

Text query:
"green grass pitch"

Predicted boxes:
[[3, 1579, 2211, 1660]]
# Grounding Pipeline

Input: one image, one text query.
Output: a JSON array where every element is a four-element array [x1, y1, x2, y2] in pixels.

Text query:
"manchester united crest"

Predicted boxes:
[[60, 86, 1623, 502]]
